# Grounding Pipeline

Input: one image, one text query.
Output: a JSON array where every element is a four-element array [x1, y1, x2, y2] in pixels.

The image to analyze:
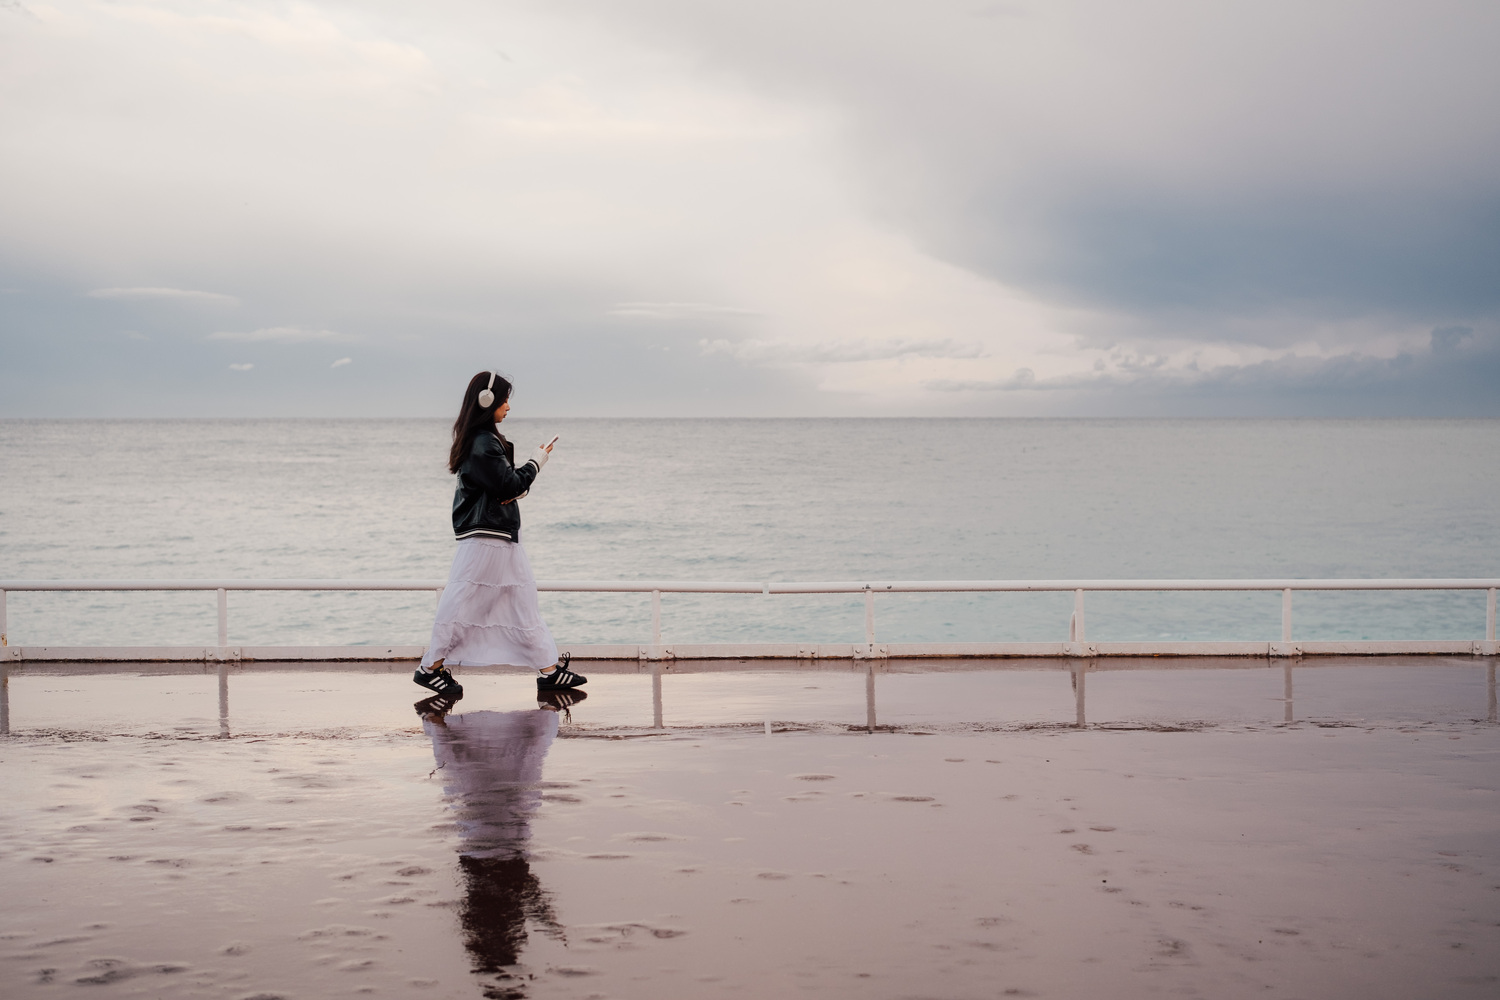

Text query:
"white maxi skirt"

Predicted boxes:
[[421, 538, 559, 669]]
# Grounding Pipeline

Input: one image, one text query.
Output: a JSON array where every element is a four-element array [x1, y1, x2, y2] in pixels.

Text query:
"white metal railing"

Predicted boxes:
[[1, 578, 1496, 659]]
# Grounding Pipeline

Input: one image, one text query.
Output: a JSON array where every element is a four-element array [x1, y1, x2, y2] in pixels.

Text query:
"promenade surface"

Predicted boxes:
[[2, 657, 1497, 999]]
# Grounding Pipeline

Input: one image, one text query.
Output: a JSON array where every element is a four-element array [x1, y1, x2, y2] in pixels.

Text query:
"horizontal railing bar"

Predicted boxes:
[[767, 579, 1500, 593], [539, 581, 766, 594], [0, 579, 757, 593], [2, 578, 1498, 593], [0, 580, 448, 592]]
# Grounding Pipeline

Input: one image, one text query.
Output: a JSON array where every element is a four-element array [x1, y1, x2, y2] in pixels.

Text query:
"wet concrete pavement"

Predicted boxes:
[[2, 658, 1497, 998]]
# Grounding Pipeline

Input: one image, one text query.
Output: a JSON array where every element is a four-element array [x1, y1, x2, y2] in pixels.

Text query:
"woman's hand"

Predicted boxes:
[[530, 434, 557, 470]]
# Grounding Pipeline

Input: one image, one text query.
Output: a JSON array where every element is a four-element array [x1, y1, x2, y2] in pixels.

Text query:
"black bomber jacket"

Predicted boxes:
[[452, 431, 540, 542]]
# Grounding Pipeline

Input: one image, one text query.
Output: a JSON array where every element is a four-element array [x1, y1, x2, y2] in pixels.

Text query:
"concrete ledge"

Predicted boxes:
[[6, 645, 428, 663], [1292, 640, 1485, 656], [6, 639, 1496, 663]]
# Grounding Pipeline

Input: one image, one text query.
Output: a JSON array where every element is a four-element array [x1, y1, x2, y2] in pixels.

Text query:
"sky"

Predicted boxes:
[[2, 0, 1497, 417]]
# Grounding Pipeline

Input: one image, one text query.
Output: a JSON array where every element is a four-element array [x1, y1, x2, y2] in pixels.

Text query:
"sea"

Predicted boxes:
[[1, 418, 1497, 648]]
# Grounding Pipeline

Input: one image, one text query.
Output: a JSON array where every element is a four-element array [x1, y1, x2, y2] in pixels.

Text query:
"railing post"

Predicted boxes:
[[1073, 659, 1087, 727], [864, 588, 875, 646], [651, 662, 664, 730], [1482, 659, 1494, 722], [1488, 588, 1496, 642], [1072, 589, 1085, 643], [1281, 588, 1292, 642], [865, 663, 876, 732], [217, 588, 228, 648], [651, 590, 662, 645], [0, 588, 7, 646], [218, 663, 230, 739]]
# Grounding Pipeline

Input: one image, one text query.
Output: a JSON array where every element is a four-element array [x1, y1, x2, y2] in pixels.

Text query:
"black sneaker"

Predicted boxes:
[[537, 688, 588, 713], [414, 693, 460, 720], [537, 652, 587, 691], [414, 665, 464, 698]]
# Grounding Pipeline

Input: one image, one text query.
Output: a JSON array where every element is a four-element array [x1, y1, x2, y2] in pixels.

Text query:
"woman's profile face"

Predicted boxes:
[[492, 398, 511, 424]]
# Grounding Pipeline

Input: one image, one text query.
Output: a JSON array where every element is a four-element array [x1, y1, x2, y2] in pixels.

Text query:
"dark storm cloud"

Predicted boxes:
[[960, 189, 1500, 328], [558, 0, 1500, 341]]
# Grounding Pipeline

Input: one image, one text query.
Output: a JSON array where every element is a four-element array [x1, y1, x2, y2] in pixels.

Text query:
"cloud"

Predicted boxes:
[[330, 356, 352, 368], [1430, 325, 1473, 355], [0, 2, 39, 22], [87, 286, 240, 305], [228, 362, 254, 371], [609, 301, 761, 320], [701, 337, 985, 365], [927, 368, 1037, 392], [206, 326, 353, 342], [926, 325, 1500, 409]]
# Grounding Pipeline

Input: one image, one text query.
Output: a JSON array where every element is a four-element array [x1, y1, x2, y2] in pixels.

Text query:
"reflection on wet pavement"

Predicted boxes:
[[425, 707, 564, 996], [1, 658, 1498, 998]]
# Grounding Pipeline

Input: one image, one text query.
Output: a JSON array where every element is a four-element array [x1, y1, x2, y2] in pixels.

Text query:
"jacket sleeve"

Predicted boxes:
[[465, 434, 539, 501]]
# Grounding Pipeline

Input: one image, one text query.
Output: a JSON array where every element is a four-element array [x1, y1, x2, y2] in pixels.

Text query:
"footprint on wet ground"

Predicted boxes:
[[72, 958, 188, 985], [297, 925, 384, 942]]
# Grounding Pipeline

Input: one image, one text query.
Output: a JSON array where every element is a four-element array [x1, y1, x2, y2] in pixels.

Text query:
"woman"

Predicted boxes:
[[415, 370, 586, 697]]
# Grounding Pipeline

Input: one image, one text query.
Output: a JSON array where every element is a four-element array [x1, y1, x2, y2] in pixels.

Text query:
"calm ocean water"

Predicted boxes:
[[1, 418, 1496, 647]]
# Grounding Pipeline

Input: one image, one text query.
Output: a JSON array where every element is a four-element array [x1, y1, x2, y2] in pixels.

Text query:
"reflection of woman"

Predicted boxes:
[[414, 371, 587, 699], [423, 707, 564, 991]]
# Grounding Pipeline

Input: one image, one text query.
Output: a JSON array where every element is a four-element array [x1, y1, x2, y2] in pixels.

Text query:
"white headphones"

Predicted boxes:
[[477, 371, 498, 409]]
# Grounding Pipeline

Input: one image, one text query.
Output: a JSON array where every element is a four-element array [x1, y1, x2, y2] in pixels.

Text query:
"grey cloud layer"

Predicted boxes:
[[205, 327, 355, 342], [700, 337, 984, 364], [561, 0, 1500, 335], [929, 325, 1500, 417], [88, 286, 242, 305]]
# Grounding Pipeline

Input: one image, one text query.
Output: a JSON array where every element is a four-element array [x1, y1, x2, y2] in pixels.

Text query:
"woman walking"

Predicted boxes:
[[415, 371, 586, 700]]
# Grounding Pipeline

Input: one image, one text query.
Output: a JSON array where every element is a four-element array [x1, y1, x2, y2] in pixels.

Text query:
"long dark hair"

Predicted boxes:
[[449, 371, 513, 473]]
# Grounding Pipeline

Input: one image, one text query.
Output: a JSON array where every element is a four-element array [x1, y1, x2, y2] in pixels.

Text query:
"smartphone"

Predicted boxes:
[[545, 435, 560, 450]]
